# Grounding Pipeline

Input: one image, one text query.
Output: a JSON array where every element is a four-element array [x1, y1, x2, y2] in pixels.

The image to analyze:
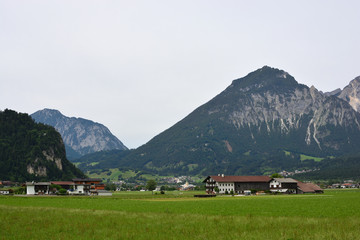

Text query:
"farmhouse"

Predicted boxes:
[[72, 178, 106, 195], [203, 175, 272, 194]]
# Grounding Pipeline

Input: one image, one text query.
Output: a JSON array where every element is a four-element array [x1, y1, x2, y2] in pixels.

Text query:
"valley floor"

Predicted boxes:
[[0, 190, 359, 239]]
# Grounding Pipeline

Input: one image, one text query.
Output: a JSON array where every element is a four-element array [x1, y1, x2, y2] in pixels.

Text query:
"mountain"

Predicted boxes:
[[324, 88, 341, 97], [0, 109, 85, 182], [338, 76, 360, 112], [111, 66, 360, 176], [31, 109, 128, 160]]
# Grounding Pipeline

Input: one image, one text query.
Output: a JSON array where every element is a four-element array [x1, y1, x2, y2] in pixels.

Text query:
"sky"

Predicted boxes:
[[1, 1, 360, 149]]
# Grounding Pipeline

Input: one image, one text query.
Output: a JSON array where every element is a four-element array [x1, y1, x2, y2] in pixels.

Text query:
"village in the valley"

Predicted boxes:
[[1, 173, 359, 196]]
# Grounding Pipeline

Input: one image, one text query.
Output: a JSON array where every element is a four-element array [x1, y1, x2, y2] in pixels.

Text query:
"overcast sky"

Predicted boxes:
[[1, 1, 360, 148]]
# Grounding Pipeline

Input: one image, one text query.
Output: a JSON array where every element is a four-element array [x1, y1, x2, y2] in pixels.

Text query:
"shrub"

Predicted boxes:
[[58, 188, 67, 195], [14, 187, 26, 194]]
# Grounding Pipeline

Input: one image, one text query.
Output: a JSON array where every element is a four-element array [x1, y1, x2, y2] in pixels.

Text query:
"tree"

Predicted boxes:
[[105, 183, 116, 191], [271, 173, 283, 178], [146, 179, 157, 191]]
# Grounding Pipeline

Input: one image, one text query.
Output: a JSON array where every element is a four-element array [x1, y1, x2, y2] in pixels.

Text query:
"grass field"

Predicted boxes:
[[0, 189, 359, 239], [300, 154, 324, 162]]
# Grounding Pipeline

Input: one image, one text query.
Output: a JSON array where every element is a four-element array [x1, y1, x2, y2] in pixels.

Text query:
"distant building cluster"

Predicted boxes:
[[331, 180, 359, 189], [279, 168, 320, 177], [25, 178, 112, 196], [161, 176, 192, 184]]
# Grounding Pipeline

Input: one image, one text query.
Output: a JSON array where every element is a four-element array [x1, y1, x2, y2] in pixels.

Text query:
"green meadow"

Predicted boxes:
[[0, 190, 359, 239]]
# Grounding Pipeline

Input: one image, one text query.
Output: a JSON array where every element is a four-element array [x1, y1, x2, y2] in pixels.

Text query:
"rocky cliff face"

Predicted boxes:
[[198, 67, 360, 152], [116, 66, 360, 176], [338, 76, 360, 113], [31, 109, 128, 159], [220, 69, 360, 150]]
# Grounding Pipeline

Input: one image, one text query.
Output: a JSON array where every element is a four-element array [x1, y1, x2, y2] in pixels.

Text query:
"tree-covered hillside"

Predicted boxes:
[[0, 109, 85, 182]]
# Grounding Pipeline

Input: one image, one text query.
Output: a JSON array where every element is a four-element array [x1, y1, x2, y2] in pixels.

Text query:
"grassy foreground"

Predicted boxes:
[[0, 190, 359, 239]]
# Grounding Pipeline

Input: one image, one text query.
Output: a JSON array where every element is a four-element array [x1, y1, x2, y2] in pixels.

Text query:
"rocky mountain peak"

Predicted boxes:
[[338, 76, 360, 112], [31, 109, 128, 160], [230, 66, 298, 93]]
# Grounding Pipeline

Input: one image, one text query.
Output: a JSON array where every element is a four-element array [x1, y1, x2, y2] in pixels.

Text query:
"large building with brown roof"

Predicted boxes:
[[203, 175, 272, 194]]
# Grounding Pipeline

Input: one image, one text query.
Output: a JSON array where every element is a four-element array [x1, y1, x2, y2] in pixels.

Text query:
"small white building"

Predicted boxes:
[[26, 182, 50, 195], [0, 190, 10, 195]]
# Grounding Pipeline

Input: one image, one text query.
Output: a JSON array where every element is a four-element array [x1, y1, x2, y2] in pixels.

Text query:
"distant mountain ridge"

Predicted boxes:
[[107, 66, 360, 176], [31, 109, 127, 160], [0, 109, 85, 182]]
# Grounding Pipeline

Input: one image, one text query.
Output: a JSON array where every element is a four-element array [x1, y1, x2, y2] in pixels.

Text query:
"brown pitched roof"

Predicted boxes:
[[273, 178, 298, 183], [26, 182, 51, 186], [208, 175, 272, 183], [297, 181, 323, 193]]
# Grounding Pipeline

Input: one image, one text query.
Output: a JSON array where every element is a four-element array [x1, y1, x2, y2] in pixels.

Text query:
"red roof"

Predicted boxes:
[[207, 175, 272, 183], [72, 178, 102, 182]]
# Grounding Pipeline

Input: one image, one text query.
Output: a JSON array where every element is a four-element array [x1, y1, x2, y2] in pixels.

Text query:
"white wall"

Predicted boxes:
[[27, 185, 35, 195], [216, 182, 234, 194], [270, 180, 281, 188], [71, 185, 85, 194]]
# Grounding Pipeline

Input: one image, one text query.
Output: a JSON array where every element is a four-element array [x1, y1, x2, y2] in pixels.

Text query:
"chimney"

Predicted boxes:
[[221, 174, 224, 178], [218, 174, 220, 176]]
